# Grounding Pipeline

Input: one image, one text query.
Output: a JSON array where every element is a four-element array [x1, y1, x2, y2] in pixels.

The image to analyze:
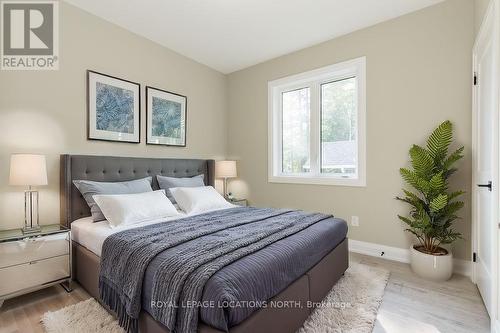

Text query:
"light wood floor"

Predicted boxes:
[[0, 284, 91, 333], [0, 253, 490, 333], [351, 253, 491, 333]]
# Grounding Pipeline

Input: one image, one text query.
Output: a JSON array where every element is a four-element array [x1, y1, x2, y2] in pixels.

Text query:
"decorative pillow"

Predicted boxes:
[[156, 174, 205, 204], [92, 190, 179, 228], [170, 186, 235, 215], [73, 177, 153, 222]]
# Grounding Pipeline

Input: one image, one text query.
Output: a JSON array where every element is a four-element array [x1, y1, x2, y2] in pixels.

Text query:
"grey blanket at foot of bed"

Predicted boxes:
[[141, 211, 347, 332]]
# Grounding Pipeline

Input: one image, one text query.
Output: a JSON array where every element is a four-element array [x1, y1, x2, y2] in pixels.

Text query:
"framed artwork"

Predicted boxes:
[[87, 70, 140, 143], [146, 86, 187, 147]]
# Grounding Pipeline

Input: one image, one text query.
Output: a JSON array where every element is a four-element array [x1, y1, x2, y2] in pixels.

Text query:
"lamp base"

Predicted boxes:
[[223, 177, 231, 199], [23, 188, 41, 234], [22, 225, 41, 234]]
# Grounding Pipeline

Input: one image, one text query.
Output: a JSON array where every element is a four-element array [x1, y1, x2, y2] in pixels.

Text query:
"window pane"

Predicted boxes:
[[321, 77, 357, 177], [282, 88, 310, 174]]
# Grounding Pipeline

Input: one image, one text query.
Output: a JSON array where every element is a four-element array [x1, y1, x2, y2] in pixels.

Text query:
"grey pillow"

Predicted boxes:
[[73, 177, 153, 222], [157, 174, 205, 203]]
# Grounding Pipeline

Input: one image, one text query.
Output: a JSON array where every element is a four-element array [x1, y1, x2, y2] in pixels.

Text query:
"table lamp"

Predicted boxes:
[[215, 160, 237, 198], [9, 154, 48, 234]]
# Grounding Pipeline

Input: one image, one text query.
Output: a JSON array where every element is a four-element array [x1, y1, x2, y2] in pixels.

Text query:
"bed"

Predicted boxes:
[[60, 154, 349, 333]]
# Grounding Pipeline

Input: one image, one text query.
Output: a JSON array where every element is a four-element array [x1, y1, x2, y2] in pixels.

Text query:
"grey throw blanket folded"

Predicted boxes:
[[99, 207, 331, 333]]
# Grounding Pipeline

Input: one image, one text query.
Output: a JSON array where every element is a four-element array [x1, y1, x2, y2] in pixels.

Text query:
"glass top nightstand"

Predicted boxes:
[[0, 224, 69, 243], [0, 223, 72, 303]]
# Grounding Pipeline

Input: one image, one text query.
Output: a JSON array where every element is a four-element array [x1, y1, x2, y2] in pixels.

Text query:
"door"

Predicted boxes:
[[472, 0, 499, 319]]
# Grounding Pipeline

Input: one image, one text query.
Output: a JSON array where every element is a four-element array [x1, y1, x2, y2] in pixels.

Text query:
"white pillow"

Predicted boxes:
[[93, 190, 180, 228], [170, 186, 235, 215]]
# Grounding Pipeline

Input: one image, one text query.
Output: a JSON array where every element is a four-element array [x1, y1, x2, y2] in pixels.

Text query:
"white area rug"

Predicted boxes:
[[41, 298, 124, 333], [41, 263, 389, 333], [299, 263, 390, 333]]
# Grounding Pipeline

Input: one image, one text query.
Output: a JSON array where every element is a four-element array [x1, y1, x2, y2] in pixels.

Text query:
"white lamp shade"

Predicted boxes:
[[216, 160, 237, 178], [9, 154, 48, 186]]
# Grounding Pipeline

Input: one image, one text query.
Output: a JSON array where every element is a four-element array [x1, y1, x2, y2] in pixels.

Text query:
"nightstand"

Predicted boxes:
[[229, 198, 248, 207], [0, 224, 72, 307]]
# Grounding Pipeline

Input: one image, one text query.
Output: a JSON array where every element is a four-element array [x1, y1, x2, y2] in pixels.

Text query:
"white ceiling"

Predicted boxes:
[[65, 0, 444, 74]]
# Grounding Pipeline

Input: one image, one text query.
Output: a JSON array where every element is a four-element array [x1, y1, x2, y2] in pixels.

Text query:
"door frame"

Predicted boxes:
[[472, 0, 500, 330]]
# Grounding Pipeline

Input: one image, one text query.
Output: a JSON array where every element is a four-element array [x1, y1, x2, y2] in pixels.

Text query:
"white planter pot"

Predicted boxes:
[[410, 246, 453, 281]]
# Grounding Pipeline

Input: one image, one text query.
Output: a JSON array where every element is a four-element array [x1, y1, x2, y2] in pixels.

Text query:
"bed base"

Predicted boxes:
[[73, 237, 348, 333]]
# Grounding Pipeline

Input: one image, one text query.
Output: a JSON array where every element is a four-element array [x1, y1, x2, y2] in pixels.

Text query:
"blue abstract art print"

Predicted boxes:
[[87, 70, 140, 143], [146, 86, 186, 146], [95, 82, 134, 134], [151, 97, 181, 138]]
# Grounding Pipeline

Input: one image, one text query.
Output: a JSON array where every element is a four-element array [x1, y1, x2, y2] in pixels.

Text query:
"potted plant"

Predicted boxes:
[[396, 120, 464, 281]]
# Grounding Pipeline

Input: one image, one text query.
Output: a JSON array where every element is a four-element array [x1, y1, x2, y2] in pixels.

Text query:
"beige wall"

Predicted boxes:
[[227, 0, 474, 260], [475, 0, 491, 36], [0, 3, 227, 229]]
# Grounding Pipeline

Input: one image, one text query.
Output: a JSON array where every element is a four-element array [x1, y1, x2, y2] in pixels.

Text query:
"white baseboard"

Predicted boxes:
[[348, 239, 471, 277], [452, 258, 472, 277], [349, 239, 410, 263]]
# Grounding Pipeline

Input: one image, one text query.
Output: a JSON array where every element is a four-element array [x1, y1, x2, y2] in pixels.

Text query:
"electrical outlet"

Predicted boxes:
[[351, 216, 359, 227]]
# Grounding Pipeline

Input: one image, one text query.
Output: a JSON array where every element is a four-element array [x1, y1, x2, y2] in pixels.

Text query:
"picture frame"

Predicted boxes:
[[146, 86, 187, 147], [87, 70, 141, 143]]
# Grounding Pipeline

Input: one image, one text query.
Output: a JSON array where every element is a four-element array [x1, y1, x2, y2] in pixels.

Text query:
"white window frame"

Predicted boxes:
[[268, 56, 366, 187]]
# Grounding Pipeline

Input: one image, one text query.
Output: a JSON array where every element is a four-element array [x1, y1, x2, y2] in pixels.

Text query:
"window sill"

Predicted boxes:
[[268, 175, 366, 187]]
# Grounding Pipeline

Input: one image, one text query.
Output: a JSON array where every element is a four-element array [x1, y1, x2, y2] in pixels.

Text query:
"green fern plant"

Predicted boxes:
[[396, 120, 464, 255]]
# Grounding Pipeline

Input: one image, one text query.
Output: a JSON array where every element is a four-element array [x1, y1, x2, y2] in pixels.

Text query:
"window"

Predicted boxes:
[[268, 57, 366, 186]]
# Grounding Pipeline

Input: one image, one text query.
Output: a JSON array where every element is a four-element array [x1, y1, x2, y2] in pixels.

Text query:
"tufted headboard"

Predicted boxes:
[[60, 154, 215, 226]]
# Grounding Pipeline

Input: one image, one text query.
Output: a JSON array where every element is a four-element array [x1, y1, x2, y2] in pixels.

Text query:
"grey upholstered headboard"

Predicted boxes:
[[60, 154, 215, 226]]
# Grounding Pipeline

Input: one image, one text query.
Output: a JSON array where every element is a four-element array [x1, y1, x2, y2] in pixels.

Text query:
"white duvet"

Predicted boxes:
[[71, 214, 187, 256], [71, 204, 238, 256]]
